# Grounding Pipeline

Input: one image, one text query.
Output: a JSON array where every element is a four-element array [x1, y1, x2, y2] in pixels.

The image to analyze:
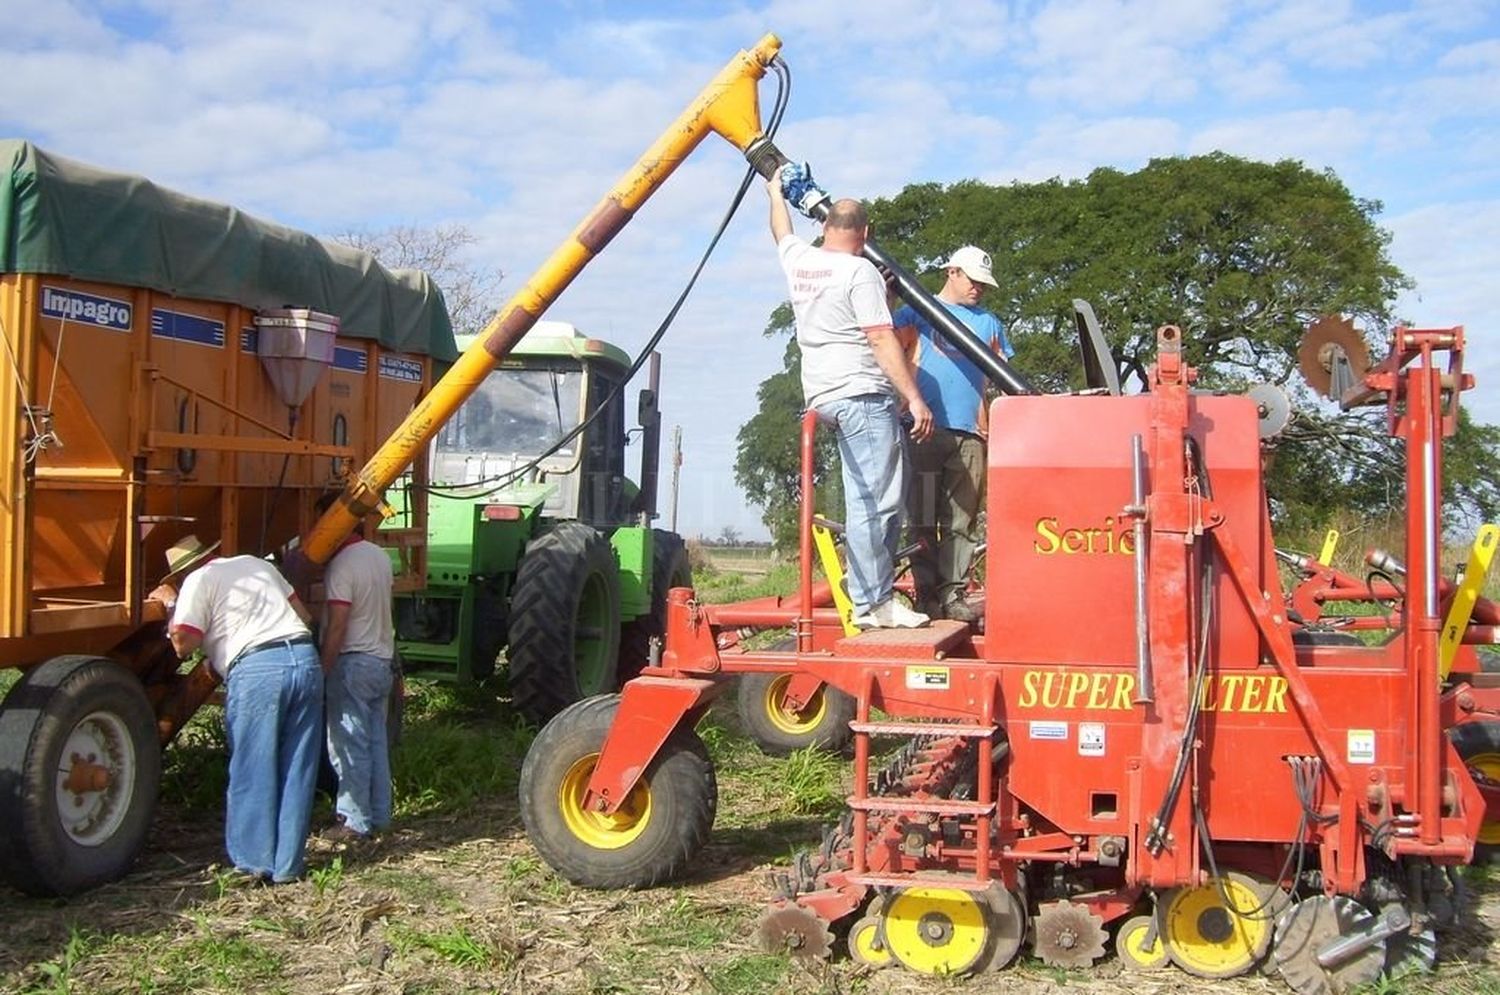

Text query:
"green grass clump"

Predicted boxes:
[[132, 922, 285, 994], [693, 562, 800, 604]]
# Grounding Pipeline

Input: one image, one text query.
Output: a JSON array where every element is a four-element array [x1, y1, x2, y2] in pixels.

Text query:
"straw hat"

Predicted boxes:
[[163, 534, 221, 579]]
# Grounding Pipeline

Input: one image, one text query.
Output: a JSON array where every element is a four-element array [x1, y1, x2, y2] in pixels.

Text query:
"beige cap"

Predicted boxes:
[[938, 245, 997, 287], [164, 534, 221, 578]]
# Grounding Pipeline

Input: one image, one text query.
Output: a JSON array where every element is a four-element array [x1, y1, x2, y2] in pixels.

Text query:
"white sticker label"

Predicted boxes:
[[1079, 722, 1106, 757], [1029, 720, 1068, 741], [1347, 729, 1376, 765], [905, 665, 950, 690]]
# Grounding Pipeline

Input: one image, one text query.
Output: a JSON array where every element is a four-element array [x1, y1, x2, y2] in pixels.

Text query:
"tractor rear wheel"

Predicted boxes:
[[0, 656, 161, 896], [520, 694, 716, 888], [617, 530, 692, 681], [1451, 719, 1500, 861], [508, 522, 621, 726], [737, 637, 854, 755]]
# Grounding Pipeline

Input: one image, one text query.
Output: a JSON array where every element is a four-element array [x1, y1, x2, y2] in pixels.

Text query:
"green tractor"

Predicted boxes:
[[387, 321, 691, 726]]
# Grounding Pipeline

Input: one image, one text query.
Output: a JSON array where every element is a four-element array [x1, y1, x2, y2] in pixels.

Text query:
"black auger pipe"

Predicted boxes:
[[746, 139, 1036, 396]]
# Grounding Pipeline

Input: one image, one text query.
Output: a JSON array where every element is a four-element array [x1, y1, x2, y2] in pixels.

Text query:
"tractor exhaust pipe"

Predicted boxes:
[[745, 139, 1035, 397]]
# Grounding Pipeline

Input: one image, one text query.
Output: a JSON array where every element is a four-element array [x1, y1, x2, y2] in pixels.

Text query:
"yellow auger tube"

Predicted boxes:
[[304, 33, 783, 563]]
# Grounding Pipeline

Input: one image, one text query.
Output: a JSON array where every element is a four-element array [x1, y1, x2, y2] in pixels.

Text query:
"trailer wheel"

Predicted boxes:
[[737, 638, 854, 756], [1451, 719, 1500, 860], [0, 655, 160, 896], [508, 522, 621, 726], [520, 694, 716, 889], [617, 530, 692, 681], [1158, 872, 1273, 978]]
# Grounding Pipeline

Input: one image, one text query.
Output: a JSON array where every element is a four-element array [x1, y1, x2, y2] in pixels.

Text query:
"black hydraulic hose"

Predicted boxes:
[[742, 140, 1036, 397]]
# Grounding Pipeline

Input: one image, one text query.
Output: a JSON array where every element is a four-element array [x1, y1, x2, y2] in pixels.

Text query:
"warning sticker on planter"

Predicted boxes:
[[1347, 729, 1376, 764], [1079, 722, 1106, 756], [1029, 720, 1068, 741], [905, 666, 950, 690]]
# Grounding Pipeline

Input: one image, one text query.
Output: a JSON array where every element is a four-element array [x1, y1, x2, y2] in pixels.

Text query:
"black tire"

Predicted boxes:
[[736, 638, 855, 756], [520, 693, 716, 888], [508, 522, 622, 727], [1451, 720, 1500, 862], [618, 530, 693, 681], [0, 655, 161, 896]]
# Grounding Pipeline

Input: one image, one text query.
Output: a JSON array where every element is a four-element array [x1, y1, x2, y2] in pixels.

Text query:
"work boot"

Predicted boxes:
[[943, 597, 980, 624]]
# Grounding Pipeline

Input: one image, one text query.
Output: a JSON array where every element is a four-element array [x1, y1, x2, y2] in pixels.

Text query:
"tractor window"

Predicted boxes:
[[435, 365, 584, 458], [579, 365, 628, 523]]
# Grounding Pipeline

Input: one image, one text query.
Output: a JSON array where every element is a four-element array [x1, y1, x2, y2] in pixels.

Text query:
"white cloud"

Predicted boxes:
[[1021, 0, 1229, 108], [1388, 199, 1500, 427], [1188, 107, 1370, 170]]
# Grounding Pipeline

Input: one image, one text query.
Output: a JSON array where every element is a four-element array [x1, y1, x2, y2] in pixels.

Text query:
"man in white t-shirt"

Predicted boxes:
[[157, 535, 321, 883], [768, 172, 933, 628], [314, 493, 396, 841]]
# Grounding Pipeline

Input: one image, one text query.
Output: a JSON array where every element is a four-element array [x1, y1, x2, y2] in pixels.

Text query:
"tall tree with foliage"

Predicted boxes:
[[735, 154, 1498, 540]]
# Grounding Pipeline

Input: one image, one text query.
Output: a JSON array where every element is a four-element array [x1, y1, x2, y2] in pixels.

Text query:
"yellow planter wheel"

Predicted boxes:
[[1115, 914, 1168, 970], [519, 694, 716, 889], [764, 674, 828, 735], [735, 652, 855, 756], [847, 914, 892, 968], [882, 886, 990, 975], [1158, 872, 1274, 979], [1450, 720, 1500, 854], [1471, 751, 1500, 846], [557, 754, 651, 849]]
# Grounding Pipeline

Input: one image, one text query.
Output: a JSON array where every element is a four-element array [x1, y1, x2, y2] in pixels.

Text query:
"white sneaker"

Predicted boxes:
[[882, 599, 931, 628], [853, 599, 930, 629]]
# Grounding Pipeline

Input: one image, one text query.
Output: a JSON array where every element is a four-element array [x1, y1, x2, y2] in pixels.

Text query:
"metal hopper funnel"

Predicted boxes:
[[254, 308, 337, 408]]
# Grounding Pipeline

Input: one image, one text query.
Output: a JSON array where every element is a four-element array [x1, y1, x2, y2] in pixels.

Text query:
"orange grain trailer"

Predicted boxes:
[[0, 140, 455, 895]]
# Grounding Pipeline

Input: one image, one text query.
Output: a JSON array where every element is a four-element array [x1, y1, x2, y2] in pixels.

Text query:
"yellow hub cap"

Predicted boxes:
[[1159, 873, 1272, 978], [1468, 752, 1500, 844], [848, 916, 892, 967], [1117, 914, 1167, 970], [883, 886, 989, 975], [557, 753, 651, 850], [765, 675, 827, 735]]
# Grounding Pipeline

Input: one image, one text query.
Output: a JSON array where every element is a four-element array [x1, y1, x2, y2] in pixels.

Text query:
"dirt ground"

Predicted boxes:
[[2, 787, 1498, 995]]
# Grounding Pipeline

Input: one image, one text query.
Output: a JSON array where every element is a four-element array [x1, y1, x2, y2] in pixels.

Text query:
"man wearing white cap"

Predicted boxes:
[[154, 535, 322, 884], [894, 246, 1013, 623]]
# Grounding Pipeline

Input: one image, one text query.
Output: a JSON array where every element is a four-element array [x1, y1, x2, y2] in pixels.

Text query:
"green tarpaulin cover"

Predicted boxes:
[[0, 140, 457, 361]]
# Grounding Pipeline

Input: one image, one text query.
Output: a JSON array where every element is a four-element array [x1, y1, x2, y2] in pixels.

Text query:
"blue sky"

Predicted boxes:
[[3, 1, 1497, 539]]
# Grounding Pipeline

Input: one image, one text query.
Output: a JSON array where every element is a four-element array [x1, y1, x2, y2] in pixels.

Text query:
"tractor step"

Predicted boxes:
[[849, 720, 997, 738], [846, 871, 995, 892], [835, 618, 970, 661], [847, 797, 996, 816]]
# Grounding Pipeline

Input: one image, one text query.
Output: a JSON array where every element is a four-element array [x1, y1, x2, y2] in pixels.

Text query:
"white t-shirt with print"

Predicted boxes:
[[777, 234, 894, 410]]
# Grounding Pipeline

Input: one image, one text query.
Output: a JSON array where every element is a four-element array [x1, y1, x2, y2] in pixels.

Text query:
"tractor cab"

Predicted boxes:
[[432, 321, 636, 527]]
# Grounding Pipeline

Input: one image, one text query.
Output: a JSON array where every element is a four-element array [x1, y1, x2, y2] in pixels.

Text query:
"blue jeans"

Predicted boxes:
[[223, 641, 323, 882], [814, 393, 907, 615], [326, 652, 394, 835]]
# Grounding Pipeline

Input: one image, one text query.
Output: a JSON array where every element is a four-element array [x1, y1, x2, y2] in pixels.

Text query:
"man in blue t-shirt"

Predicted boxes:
[[893, 246, 1012, 623]]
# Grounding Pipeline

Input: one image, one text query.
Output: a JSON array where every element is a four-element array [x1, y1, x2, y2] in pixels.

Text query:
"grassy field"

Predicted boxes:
[[2, 546, 1499, 994]]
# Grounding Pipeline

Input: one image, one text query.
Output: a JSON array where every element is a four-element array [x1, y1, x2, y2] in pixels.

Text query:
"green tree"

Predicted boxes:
[[734, 326, 844, 551], [735, 154, 1498, 537]]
